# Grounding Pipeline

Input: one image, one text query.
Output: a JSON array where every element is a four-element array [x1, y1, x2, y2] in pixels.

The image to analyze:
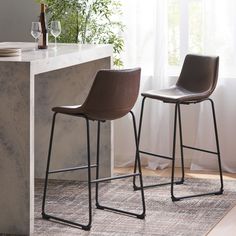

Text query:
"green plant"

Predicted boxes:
[[35, 0, 124, 67]]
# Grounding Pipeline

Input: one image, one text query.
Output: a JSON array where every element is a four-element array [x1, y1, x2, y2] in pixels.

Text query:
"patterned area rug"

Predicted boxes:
[[34, 177, 236, 236]]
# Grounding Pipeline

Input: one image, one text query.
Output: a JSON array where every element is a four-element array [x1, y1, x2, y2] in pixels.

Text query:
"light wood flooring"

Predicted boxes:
[[114, 167, 236, 236], [115, 167, 236, 180]]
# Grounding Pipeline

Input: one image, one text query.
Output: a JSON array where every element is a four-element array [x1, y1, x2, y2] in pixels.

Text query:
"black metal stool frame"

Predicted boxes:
[[42, 111, 145, 230], [133, 96, 224, 201]]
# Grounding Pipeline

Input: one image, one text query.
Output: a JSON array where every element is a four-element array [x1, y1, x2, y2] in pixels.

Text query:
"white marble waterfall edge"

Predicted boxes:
[[0, 62, 31, 234]]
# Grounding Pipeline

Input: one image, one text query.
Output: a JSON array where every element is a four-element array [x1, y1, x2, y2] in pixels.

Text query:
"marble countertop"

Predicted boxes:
[[0, 42, 113, 74]]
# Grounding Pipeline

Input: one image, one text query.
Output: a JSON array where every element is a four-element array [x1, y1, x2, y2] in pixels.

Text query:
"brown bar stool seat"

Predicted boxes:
[[133, 54, 223, 201], [42, 68, 146, 230]]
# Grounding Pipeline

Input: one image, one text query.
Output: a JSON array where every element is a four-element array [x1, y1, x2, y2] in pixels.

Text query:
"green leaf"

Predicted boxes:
[[45, 0, 124, 67]]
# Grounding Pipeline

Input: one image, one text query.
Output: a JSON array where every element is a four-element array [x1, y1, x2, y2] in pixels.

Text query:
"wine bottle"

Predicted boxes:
[[38, 3, 48, 49]]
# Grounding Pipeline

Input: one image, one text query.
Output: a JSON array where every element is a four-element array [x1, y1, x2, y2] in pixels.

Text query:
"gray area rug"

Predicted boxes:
[[34, 177, 236, 236]]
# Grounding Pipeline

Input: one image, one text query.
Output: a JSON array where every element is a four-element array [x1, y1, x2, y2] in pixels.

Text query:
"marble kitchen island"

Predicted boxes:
[[0, 42, 113, 235]]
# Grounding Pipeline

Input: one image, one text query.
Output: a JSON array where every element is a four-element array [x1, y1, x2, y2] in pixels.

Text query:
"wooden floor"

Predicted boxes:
[[114, 167, 236, 180], [114, 167, 236, 236]]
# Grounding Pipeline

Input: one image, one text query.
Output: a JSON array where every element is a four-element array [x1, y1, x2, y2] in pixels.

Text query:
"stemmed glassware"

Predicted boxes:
[[31, 22, 41, 50], [50, 21, 61, 48]]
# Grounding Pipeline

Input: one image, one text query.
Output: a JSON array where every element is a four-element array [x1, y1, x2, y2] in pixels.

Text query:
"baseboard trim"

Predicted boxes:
[[115, 155, 193, 169], [175, 156, 192, 168]]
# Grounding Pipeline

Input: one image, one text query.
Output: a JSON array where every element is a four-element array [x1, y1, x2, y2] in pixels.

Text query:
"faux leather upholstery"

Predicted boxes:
[[142, 54, 219, 103], [52, 68, 141, 120]]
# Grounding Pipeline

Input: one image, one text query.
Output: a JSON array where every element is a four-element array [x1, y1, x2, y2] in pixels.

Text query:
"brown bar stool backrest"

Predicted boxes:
[[81, 68, 141, 120], [177, 54, 219, 96]]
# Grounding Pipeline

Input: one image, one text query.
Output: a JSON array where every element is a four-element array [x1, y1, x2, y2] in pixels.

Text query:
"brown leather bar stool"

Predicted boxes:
[[42, 68, 146, 230], [133, 54, 223, 201]]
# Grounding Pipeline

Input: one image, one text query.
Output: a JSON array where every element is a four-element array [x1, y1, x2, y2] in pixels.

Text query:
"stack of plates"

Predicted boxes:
[[0, 48, 21, 57]]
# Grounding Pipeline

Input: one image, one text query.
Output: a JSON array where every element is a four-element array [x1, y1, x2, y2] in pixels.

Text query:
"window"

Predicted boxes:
[[168, 0, 203, 67], [121, 0, 236, 77]]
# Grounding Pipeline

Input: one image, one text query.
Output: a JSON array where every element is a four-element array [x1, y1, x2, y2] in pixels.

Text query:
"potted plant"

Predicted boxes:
[[35, 0, 124, 67]]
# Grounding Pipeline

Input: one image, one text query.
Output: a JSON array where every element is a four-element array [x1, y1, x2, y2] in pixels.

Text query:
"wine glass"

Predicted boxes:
[[31, 22, 41, 50], [50, 21, 61, 48]]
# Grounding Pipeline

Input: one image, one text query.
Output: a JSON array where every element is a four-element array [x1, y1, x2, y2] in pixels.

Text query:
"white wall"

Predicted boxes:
[[0, 0, 38, 42]]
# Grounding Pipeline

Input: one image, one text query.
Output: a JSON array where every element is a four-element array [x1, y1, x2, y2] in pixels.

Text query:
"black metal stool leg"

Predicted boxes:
[[41, 115, 93, 230], [177, 104, 185, 184], [42, 112, 57, 217], [95, 112, 146, 218], [171, 104, 179, 201], [133, 97, 146, 190], [134, 98, 184, 191], [130, 111, 146, 218], [171, 100, 224, 201], [95, 121, 102, 209], [209, 98, 224, 193], [84, 118, 92, 230]]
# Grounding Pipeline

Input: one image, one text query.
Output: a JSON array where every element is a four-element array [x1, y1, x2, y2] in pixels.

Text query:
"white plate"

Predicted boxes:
[[0, 48, 21, 57], [0, 47, 21, 52], [0, 53, 21, 57]]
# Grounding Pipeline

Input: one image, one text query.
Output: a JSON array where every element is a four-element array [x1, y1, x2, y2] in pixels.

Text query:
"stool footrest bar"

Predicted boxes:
[[139, 150, 172, 160], [91, 173, 140, 184], [49, 164, 97, 174], [134, 179, 184, 190], [182, 145, 218, 155]]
